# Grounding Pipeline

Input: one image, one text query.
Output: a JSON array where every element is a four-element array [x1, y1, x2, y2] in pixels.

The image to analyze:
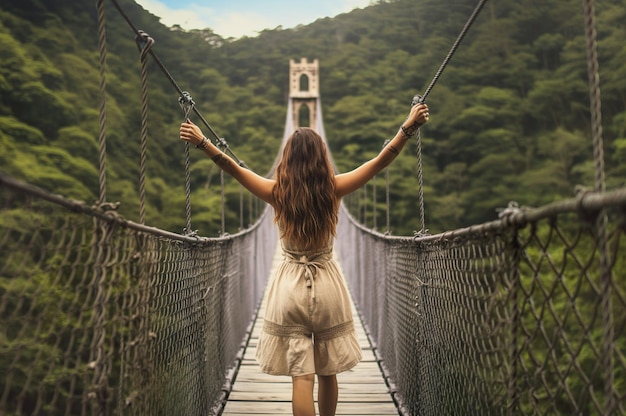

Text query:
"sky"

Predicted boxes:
[[134, 0, 374, 39]]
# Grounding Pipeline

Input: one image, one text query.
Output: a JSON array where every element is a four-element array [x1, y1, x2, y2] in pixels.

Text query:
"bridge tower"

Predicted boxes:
[[289, 57, 320, 131]]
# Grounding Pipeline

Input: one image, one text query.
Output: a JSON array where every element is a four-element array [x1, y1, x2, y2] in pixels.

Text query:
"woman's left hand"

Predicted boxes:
[[405, 103, 430, 128]]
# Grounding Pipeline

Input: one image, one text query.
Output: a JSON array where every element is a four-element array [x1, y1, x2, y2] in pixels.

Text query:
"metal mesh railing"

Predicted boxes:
[[0, 174, 277, 416], [336, 188, 626, 415]]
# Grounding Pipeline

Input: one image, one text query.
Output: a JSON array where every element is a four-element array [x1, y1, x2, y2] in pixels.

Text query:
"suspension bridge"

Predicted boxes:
[[1, 0, 625, 415]]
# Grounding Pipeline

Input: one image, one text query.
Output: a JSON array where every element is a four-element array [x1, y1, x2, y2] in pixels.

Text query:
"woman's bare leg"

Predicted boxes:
[[292, 374, 315, 416], [317, 374, 338, 416]]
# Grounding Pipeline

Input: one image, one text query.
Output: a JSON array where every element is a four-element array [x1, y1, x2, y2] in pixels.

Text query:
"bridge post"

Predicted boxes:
[[289, 57, 320, 130]]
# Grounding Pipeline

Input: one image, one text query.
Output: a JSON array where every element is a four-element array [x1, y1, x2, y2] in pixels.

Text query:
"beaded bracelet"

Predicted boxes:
[[196, 137, 209, 150], [400, 122, 420, 139]]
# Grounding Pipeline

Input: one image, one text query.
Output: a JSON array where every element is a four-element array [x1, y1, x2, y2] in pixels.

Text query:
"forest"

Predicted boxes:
[[1, 2, 625, 414], [1, 0, 625, 236]]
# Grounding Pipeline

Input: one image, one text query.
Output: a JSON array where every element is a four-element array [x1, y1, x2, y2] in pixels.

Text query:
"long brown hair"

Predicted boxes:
[[272, 128, 338, 251]]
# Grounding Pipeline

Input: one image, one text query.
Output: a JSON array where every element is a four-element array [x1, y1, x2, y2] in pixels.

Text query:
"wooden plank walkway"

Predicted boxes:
[[221, 247, 399, 415]]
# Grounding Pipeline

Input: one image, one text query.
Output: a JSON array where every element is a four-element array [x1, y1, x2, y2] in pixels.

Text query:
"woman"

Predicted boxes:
[[180, 102, 429, 416]]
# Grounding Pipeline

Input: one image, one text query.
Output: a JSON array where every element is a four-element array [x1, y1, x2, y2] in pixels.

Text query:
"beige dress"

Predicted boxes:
[[255, 240, 362, 376]]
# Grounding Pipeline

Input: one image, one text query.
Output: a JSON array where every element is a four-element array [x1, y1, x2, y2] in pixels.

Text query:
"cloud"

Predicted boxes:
[[136, 0, 213, 30], [136, 0, 279, 38], [207, 11, 277, 38], [134, 0, 374, 39]]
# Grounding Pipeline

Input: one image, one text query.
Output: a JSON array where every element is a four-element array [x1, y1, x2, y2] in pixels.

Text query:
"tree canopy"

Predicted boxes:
[[1, 0, 624, 236]]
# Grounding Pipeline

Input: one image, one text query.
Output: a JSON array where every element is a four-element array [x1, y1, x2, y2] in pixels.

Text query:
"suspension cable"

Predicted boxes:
[[136, 31, 154, 224], [381, 139, 391, 233], [415, 129, 427, 235], [220, 170, 226, 235], [418, 0, 489, 104], [583, 1, 605, 194], [373, 174, 377, 230], [385, 166, 390, 233], [183, 140, 194, 234], [96, 0, 108, 204], [179, 94, 196, 235], [406, 0, 488, 235], [108, 0, 246, 168], [240, 184, 244, 230], [582, 0, 614, 413]]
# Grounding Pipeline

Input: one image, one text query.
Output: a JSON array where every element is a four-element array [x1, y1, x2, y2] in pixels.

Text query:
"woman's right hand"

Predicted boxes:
[[179, 119, 205, 147]]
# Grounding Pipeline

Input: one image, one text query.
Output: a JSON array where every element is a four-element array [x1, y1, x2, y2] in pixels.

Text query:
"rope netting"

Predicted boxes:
[[336, 189, 626, 415], [0, 174, 277, 415]]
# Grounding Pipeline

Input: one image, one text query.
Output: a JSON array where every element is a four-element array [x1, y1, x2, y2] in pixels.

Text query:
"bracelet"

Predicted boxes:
[[196, 137, 209, 150], [400, 122, 420, 139]]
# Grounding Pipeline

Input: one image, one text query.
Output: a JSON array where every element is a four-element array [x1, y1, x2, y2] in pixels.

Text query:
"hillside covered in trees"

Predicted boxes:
[[1, 0, 624, 236]]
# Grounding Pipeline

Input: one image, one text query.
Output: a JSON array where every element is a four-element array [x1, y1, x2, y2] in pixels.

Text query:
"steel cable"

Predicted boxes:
[[418, 0, 489, 103]]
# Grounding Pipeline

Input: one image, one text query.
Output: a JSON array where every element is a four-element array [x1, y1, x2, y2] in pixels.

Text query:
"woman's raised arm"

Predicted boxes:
[[180, 120, 275, 204], [335, 103, 429, 198]]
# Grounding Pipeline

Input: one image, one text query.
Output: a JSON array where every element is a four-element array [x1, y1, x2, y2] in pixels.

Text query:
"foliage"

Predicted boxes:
[[0, 0, 624, 236]]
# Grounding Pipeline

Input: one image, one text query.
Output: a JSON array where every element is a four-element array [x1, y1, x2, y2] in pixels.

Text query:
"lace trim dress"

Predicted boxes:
[[255, 241, 362, 376]]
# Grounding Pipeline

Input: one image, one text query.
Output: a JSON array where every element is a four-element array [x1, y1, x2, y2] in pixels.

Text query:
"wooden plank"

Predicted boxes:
[[243, 346, 377, 363], [231, 382, 390, 395], [236, 357, 384, 383], [229, 391, 393, 403], [222, 401, 399, 414], [235, 372, 387, 385], [222, 244, 398, 415]]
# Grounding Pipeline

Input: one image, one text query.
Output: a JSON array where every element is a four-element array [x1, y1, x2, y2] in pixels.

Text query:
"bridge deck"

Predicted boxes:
[[222, 248, 399, 415]]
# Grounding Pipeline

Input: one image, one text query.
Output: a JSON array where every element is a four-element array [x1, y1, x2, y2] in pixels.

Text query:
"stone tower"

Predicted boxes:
[[289, 57, 319, 130]]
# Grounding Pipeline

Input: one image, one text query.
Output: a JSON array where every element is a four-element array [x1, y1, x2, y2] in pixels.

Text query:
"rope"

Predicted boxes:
[[220, 170, 225, 235], [184, 141, 193, 235], [179, 93, 195, 235], [373, 174, 377, 230], [249, 192, 253, 227], [110, 0, 252, 237], [381, 139, 391, 232], [362, 185, 367, 224], [407, 0, 488, 235], [96, 0, 107, 204], [109, 0, 246, 168], [583, 0, 605, 194], [415, 130, 427, 235], [386, 167, 390, 232], [418, 0, 489, 103], [582, 0, 614, 413], [240, 185, 244, 230], [136, 31, 154, 224]]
